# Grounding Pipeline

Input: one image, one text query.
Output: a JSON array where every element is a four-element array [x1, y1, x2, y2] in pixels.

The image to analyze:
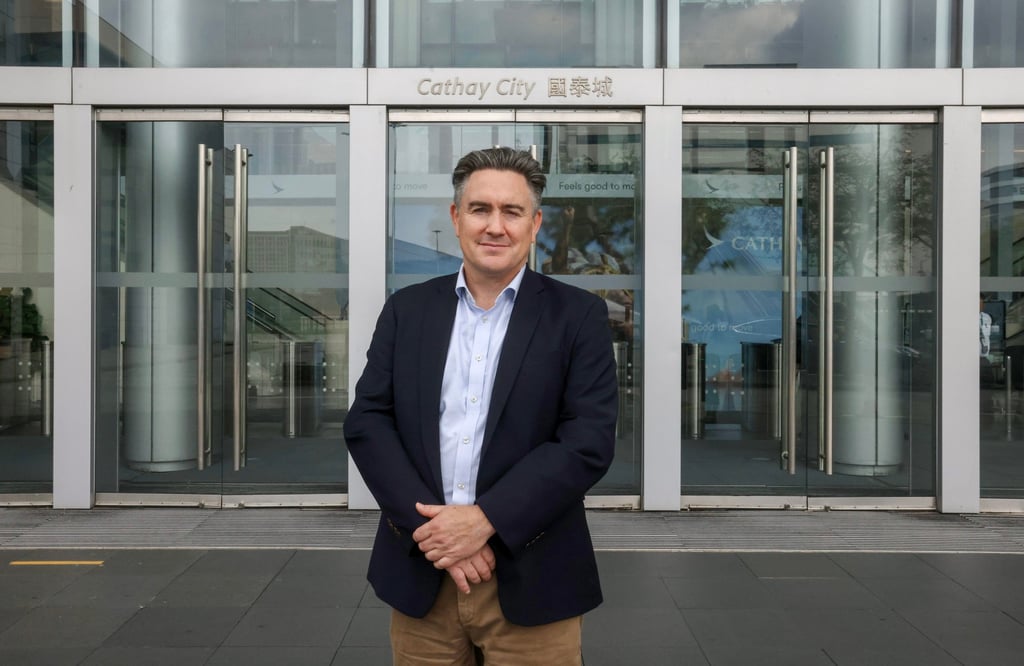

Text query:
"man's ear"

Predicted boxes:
[[450, 202, 460, 236], [531, 208, 542, 241]]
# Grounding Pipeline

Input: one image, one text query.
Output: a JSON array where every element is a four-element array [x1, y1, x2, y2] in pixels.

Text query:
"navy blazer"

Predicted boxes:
[[344, 269, 618, 626]]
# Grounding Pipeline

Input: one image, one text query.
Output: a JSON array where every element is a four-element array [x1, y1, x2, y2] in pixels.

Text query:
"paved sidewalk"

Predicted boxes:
[[0, 509, 1022, 664]]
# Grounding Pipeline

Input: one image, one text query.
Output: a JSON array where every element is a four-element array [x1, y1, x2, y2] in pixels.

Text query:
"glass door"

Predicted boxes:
[[95, 111, 350, 503], [387, 111, 642, 497], [680, 112, 937, 503]]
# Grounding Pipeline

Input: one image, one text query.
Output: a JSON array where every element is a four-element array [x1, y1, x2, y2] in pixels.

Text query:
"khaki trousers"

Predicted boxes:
[[390, 576, 583, 665]]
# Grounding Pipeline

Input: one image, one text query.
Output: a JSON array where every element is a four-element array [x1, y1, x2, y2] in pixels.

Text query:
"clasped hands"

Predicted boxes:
[[412, 502, 497, 595]]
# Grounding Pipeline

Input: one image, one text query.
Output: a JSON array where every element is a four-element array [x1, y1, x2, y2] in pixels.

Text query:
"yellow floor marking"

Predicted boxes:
[[8, 561, 104, 566]]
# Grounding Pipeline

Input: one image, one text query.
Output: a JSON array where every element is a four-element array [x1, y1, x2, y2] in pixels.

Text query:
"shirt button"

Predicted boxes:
[[457, 483, 465, 490], [475, 355, 482, 362], [462, 437, 470, 444], [482, 316, 489, 322], [470, 396, 477, 403]]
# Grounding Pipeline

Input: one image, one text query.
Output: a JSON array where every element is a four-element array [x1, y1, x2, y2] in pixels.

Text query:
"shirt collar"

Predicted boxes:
[[454, 264, 527, 307]]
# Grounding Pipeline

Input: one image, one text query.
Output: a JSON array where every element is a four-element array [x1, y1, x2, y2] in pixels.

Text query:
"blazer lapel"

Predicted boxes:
[[419, 276, 458, 499], [482, 270, 544, 456]]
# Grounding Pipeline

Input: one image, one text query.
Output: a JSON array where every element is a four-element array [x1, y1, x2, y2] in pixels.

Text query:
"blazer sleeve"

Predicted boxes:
[[475, 295, 618, 555], [344, 296, 442, 548]]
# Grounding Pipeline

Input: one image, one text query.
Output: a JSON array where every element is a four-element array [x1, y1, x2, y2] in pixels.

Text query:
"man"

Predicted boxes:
[[344, 147, 618, 664]]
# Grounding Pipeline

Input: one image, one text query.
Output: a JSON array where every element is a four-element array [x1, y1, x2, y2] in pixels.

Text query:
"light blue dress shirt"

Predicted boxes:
[[439, 265, 525, 505]]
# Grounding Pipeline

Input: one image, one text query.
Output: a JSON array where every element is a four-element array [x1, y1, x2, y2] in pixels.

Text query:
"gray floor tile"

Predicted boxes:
[[341, 607, 391, 647], [185, 549, 294, 576], [224, 606, 353, 647], [98, 550, 204, 575], [0, 647, 94, 665], [598, 551, 750, 579], [208, 646, 338, 665], [151, 573, 273, 607], [761, 577, 884, 610], [0, 571, 81, 608], [953, 578, 1024, 612], [0, 608, 23, 634], [42, 572, 173, 608], [919, 553, 1024, 586], [901, 609, 1024, 656], [787, 608, 957, 663], [331, 646, 393, 666], [858, 576, 996, 611], [283, 550, 370, 577], [700, 646, 835, 666], [359, 586, 388, 608], [255, 573, 367, 608], [80, 646, 214, 666], [582, 645, 710, 666], [0, 606, 137, 648], [821, 644, 962, 666], [741, 552, 850, 579], [828, 552, 948, 580], [682, 609, 806, 648], [664, 575, 780, 610], [598, 575, 677, 609], [582, 606, 697, 647], [103, 606, 247, 648]]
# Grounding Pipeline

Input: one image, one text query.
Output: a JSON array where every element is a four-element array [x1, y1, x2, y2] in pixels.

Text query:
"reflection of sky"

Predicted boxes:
[[684, 206, 803, 372]]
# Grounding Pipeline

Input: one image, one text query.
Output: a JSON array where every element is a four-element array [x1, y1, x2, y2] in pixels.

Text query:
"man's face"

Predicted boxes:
[[450, 168, 542, 286]]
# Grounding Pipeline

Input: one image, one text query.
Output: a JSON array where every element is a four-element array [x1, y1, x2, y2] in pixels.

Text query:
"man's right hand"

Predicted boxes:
[[445, 543, 496, 594]]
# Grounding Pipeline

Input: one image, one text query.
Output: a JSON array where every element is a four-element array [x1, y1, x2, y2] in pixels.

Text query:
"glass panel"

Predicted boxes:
[[95, 120, 225, 494], [388, 121, 642, 495], [0, 119, 54, 493], [681, 122, 937, 498], [973, 0, 1024, 67], [677, 0, 954, 68], [225, 122, 349, 494], [981, 124, 1024, 496], [80, 0, 354, 67], [1, 0, 64, 65], [810, 124, 936, 497], [681, 123, 806, 495], [390, 0, 645, 67]]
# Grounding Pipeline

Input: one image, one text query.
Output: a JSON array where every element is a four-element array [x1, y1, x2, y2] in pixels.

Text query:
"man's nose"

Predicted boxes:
[[483, 212, 504, 234]]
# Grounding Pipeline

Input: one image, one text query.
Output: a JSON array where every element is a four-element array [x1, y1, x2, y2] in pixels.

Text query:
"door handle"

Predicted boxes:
[[233, 145, 249, 471], [818, 148, 835, 475], [197, 145, 213, 471], [782, 147, 798, 474]]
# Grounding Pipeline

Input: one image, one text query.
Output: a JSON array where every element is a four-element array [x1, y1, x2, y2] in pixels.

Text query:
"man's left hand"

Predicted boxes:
[[413, 503, 496, 569]]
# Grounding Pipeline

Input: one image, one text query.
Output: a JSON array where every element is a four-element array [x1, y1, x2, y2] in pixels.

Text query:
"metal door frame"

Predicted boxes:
[[680, 109, 939, 510], [93, 108, 350, 508]]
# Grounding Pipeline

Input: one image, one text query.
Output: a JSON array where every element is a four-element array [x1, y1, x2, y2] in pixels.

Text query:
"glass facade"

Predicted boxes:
[[0, 117, 54, 493], [0, 1, 1015, 510], [680, 120, 937, 498], [94, 116, 350, 495], [79, 0, 355, 67], [0, 0, 65, 65], [677, 0, 956, 68], [388, 0, 646, 68], [388, 119, 642, 494], [973, 0, 1024, 67], [980, 123, 1024, 497]]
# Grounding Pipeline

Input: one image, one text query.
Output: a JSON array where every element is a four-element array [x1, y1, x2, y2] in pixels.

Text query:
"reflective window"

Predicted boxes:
[[973, 0, 1024, 67], [677, 0, 955, 68], [388, 121, 642, 495], [80, 0, 356, 67], [389, 0, 646, 67], [0, 117, 54, 494], [981, 123, 1024, 497], [1, 0, 65, 65]]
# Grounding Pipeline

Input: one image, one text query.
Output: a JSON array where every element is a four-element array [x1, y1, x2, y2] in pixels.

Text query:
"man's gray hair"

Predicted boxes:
[[452, 147, 546, 210]]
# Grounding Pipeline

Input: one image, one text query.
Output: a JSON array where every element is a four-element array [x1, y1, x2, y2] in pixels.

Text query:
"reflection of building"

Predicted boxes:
[[249, 226, 343, 274]]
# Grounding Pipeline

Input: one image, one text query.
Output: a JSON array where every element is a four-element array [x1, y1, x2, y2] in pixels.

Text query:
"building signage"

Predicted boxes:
[[369, 69, 662, 106]]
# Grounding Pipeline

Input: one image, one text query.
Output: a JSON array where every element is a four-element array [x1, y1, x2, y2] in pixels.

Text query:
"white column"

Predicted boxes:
[[939, 105, 981, 513], [347, 105, 388, 510], [53, 104, 94, 509], [642, 105, 683, 510]]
